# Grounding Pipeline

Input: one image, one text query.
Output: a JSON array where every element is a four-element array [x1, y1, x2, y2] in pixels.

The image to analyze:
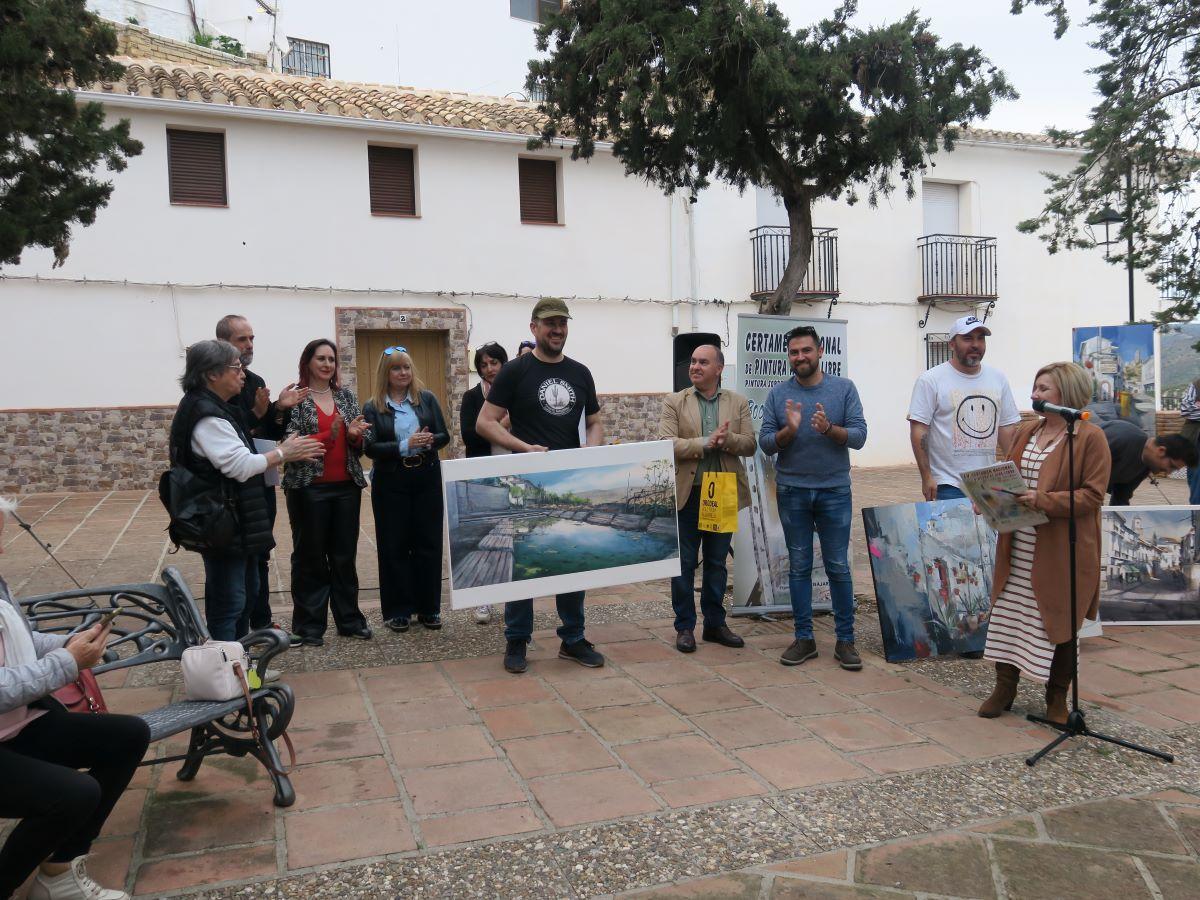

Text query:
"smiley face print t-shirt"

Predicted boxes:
[[907, 361, 1021, 488], [485, 353, 601, 451]]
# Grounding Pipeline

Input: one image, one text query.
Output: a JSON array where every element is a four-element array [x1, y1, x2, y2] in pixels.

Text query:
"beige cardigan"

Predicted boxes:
[[659, 387, 756, 511]]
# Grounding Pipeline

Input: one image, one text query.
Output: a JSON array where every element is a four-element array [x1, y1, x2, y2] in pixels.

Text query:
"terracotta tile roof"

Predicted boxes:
[[92, 58, 1073, 150]]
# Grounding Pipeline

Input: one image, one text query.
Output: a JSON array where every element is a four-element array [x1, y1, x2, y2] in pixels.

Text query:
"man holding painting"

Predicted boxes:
[[476, 298, 606, 675], [660, 343, 756, 653]]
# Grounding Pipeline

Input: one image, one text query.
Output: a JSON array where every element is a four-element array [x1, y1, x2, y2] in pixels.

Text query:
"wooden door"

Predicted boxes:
[[355, 329, 451, 459]]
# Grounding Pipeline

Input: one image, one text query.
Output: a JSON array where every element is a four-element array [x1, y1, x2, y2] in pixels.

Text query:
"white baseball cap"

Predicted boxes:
[[948, 315, 992, 339]]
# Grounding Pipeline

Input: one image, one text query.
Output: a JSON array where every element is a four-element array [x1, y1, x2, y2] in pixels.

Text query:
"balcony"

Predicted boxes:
[[917, 234, 998, 327], [750, 226, 840, 313]]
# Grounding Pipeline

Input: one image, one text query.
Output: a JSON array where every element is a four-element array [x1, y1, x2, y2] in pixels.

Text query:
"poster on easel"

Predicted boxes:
[[731, 313, 848, 614], [1072, 324, 1157, 435]]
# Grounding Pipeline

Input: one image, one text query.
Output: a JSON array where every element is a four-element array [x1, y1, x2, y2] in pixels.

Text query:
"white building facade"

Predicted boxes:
[[0, 15, 1161, 493]]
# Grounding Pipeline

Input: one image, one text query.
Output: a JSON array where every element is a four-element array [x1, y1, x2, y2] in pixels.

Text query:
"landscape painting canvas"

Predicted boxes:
[[1100, 505, 1200, 625], [442, 441, 680, 609], [1072, 324, 1157, 435], [1159, 322, 1200, 412], [863, 499, 997, 662]]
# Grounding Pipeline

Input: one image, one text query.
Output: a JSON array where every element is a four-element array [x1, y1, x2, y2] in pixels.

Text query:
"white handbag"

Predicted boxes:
[[181, 640, 251, 702]]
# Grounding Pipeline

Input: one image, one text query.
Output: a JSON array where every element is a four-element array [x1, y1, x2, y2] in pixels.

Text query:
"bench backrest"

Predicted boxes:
[[18, 566, 212, 673]]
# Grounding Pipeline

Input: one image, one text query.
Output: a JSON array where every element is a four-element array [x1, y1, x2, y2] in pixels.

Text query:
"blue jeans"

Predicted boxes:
[[935, 484, 966, 501], [776, 484, 855, 642], [504, 592, 585, 645], [201, 552, 258, 641], [671, 488, 733, 632], [1188, 466, 1200, 505]]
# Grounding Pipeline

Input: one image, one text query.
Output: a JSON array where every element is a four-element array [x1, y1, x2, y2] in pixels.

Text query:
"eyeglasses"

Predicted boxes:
[[383, 346, 408, 356], [224, 363, 245, 371]]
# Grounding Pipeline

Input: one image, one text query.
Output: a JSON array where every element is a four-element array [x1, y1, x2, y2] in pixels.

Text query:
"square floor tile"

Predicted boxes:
[[712, 659, 815, 690], [753, 683, 866, 717], [403, 759, 525, 815], [502, 731, 617, 779], [805, 713, 923, 752], [692, 706, 812, 749], [554, 677, 653, 710], [857, 690, 971, 725], [374, 697, 478, 735], [481, 701, 579, 740], [654, 681, 756, 715], [529, 769, 661, 826], [913, 716, 1047, 759], [291, 756, 399, 810], [460, 677, 555, 709], [852, 744, 962, 775], [581, 703, 692, 743], [420, 806, 543, 847], [655, 773, 768, 808], [737, 740, 866, 790], [616, 735, 739, 783], [621, 659, 710, 687], [286, 801, 416, 868], [388, 724, 496, 770]]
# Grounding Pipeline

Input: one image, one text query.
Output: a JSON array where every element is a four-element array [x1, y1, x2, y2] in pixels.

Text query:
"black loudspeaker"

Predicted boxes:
[[673, 332, 724, 392]]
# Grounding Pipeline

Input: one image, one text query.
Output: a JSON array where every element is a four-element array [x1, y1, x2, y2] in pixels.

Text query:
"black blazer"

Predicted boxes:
[[459, 384, 491, 458], [362, 391, 450, 473]]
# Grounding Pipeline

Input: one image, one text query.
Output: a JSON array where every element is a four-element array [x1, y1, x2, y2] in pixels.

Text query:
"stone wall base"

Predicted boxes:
[[0, 393, 668, 495]]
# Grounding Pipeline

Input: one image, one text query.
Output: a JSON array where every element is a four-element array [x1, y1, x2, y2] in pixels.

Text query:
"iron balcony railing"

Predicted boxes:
[[750, 226, 839, 298], [917, 234, 998, 301]]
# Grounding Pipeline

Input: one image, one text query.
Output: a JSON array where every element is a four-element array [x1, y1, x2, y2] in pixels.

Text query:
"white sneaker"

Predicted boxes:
[[473, 605, 492, 624], [29, 856, 129, 900]]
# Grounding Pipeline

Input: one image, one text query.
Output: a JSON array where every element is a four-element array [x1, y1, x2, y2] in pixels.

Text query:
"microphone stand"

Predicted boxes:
[[1024, 412, 1173, 765]]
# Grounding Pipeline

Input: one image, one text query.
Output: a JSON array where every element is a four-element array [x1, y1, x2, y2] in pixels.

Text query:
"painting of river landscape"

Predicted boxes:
[[863, 499, 997, 662], [442, 441, 681, 609]]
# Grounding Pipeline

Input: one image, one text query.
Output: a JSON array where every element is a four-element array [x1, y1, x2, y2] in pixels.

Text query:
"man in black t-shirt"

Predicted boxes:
[[477, 297, 605, 674]]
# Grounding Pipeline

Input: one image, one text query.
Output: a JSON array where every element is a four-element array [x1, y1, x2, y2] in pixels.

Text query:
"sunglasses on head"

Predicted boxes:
[[383, 346, 407, 356], [518, 340, 536, 349]]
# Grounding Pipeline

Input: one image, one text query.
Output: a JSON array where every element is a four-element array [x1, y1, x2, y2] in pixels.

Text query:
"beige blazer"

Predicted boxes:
[[659, 387, 756, 511]]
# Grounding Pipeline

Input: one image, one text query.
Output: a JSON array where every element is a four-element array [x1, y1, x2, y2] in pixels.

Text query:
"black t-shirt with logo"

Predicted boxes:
[[486, 353, 600, 450]]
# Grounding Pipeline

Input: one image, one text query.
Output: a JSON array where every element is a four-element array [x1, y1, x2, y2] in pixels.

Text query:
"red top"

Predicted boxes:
[[313, 406, 350, 484]]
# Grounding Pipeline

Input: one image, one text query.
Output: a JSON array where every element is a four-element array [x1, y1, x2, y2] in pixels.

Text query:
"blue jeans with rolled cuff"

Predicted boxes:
[[504, 592, 586, 645], [776, 484, 855, 643]]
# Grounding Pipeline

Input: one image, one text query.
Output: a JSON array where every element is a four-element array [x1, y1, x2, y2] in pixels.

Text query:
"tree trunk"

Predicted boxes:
[[759, 191, 813, 316]]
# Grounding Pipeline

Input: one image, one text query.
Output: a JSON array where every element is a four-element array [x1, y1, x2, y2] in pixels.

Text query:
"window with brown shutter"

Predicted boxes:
[[519, 158, 559, 224], [368, 145, 417, 216], [167, 129, 227, 206]]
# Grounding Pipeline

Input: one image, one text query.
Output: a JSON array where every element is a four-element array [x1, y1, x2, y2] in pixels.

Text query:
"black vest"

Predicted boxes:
[[169, 389, 275, 556]]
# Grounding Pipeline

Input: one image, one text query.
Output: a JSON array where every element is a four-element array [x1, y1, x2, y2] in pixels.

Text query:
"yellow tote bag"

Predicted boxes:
[[698, 471, 739, 533]]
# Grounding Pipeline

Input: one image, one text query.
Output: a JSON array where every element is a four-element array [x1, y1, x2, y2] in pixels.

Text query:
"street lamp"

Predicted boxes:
[[1084, 161, 1138, 324], [1085, 205, 1123, 259]]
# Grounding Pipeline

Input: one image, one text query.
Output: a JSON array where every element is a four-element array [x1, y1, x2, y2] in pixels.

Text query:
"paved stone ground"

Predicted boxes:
[[2, 466, 1198, 898]]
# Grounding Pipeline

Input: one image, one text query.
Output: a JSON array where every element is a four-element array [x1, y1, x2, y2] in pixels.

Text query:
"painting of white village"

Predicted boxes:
[[447, 460, 679, 590]]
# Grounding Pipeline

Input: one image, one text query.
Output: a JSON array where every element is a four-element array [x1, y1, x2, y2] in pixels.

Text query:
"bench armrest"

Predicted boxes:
[[239, 627, 292, 677]]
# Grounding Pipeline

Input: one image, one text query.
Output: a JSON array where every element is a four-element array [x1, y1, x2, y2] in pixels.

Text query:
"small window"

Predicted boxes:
[[924, 333, 951, 370], [510, 0, 561, 24], [282, 38, 331, 78], [167, 129, 227, 206], [519, 158, 559, 224], [368, 146, 417, 216]]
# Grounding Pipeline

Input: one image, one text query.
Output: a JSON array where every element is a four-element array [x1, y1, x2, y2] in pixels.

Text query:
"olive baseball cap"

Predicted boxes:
[[532, 297, 572, 320]]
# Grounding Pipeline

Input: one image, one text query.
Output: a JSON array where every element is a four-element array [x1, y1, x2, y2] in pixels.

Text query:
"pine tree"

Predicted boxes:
[[526, 0, 1013, 314], [1013, 0, 1200, 323], [0, 0, 142, 267]]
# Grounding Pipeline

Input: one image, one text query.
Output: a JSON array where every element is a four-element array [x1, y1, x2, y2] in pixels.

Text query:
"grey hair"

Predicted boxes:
[[180, 340, 239, 393], [215, 314, 247, 341]]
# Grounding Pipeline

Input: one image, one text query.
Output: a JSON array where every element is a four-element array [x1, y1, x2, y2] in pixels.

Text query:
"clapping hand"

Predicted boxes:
[[706, 420, 730, 450], [811, 402, 830, 435], [784, 399, 803, 431], [346, 415, 370, 442], [278, 433, 325, 462], [409, 426, 433, 450], [253, 386, 270, 419], [276, 383, 310, 410]]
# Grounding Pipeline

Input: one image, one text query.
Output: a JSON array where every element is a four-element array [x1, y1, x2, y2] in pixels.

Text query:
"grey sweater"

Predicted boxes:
[[0, 579, 76, 716], [758, 374, 868, 489]]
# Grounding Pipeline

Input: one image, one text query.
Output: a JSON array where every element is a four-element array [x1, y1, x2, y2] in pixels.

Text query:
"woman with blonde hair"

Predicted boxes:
[[362, 347, 450, 632], [978, 361, 1111, 724]]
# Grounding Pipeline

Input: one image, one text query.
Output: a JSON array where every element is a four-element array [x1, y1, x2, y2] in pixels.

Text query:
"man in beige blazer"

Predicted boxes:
[[660, 343, 756, 653]]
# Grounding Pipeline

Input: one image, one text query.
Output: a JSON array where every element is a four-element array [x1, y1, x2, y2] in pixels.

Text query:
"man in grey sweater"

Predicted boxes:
[[759, 325, 868, 671]]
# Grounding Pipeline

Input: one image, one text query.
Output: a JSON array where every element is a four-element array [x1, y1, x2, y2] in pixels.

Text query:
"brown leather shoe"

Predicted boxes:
[[978, 662, 1019, 718], [780, 638, 818, 666], [676, 630, 697, 653], [701, 625, 745, 648], [1044, 642, 1073, 725], [834, 641, 863, 671]]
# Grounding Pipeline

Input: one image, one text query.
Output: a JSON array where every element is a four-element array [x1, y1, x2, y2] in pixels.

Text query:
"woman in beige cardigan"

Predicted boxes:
[[979, 362, 1111, 724]]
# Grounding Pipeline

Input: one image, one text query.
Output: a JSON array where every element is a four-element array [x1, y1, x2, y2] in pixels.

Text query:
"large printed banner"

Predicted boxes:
[[732, 314, 848, 613], [442, 441, 681, 610]]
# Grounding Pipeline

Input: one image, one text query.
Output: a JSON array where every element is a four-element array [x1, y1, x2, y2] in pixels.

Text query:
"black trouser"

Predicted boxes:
[[0, 707, 150, 898], [248, 486, 278, 630], [286, 481, 367, 638], [371, 461, 444, 621]]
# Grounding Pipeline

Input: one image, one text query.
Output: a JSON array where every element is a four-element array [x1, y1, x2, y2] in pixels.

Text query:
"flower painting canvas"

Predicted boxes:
[[863, 499, 997, 662], [442, 441, 680, 609]]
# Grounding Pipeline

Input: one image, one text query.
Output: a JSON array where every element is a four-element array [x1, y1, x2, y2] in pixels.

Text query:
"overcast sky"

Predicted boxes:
[[770, 0, 1104, 135]]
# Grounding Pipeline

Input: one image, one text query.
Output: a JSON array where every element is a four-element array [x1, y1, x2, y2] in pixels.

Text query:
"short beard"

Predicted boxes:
[[239, 350, 254, 368], [536, 335, 563, 355]]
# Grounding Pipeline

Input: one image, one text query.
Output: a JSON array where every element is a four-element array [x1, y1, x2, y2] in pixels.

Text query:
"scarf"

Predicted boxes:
[[0, 578, 37, 668]]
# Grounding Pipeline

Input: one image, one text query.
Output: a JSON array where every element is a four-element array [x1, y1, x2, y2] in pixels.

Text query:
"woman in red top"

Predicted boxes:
[[282, 340, 373, 646]]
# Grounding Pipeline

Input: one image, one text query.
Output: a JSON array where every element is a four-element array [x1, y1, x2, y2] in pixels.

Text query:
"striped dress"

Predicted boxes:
[[983, 429, 1062, 683]]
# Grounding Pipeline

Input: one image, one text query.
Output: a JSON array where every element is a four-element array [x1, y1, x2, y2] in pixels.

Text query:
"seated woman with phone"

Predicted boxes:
[[0, 497, 151, 900]]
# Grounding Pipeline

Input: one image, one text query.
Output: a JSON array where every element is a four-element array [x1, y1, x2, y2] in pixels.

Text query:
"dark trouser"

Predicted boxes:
[[201, 551, 258, 641], [0, 707, 150, 897], [670, 487, 733, 633], [1188, 465, 1200, 505], [935, 484, 966, 501], [286, 481, 367, 638], [504, 593, 585, 645], [371, 462, 444, 621], [248, 486, 277, 630]]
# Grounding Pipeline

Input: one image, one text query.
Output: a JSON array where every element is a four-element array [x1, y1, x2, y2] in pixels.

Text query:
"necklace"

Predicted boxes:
[[310, 386, 332, 395]]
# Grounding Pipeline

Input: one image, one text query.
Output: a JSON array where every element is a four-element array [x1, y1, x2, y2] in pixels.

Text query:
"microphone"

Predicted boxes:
[[1033, 399, 1090, 422]]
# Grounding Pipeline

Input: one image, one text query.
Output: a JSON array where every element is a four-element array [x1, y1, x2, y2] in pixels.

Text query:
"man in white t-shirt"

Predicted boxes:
[[908, 315, 1021, 501]]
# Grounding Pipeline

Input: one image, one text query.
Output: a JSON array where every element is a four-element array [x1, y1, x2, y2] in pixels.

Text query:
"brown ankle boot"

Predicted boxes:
[[978, 663, 1020, 718], [1044, 642, 1073, 725]]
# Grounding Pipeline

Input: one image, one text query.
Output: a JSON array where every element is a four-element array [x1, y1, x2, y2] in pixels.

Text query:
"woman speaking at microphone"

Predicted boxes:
[[978, 362, 1110, 724]]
